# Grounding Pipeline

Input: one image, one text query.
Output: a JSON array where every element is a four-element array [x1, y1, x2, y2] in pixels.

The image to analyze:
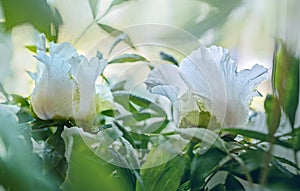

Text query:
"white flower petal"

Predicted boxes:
[[179, 46, 227, 125], [49, 42, 78, 60], [36, 34, 46, 51], [31, 54, 73, 120], [145, 64, 188, 97], [151, 85, 178, 105], [70, 57, 107, 129], [31, 35, 109, 129], [146, 45, 268, 128], [151, 85, 180, 123]]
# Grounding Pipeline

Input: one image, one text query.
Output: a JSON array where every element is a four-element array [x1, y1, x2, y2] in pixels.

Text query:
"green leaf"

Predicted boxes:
[[108, 54, 148, 64], [113, 92, 166, 115], [136, 143, 186, 191], [273, 41, 299, 127], [146, 119, 169, 134], [188, 0, 241, 38], [25, 45, 37, 53], [159, 51, 178, 66], [10, 94, 29, 107], [31, 119, 57, 129], [211, 184, 226, 191], [224, 149, 299, 185], [7, 94, 33, 123], [109, 33, 135, 54], [128, 93, 152, 108], [264, 94, 281, 135], [111, 80, 126, 92], [271, 158, 295, 178], [222, 150, 265, 181], [267, 175, 300, 191], [177, 128, 228, 152], [111, 0, 129, 7], [113, 92, 138, 113], [190, 148, 227, 190], [0, 104, 57, 190], [62, 128, 133, 191], [101, 109, 115, 117], [0, 0, 62, 41], [113, 121, 136, 148], [225, 174, 245, 191], [273, 156, 300, 171], [25, 45, 49, 53], [98, 23, 135, 51], [129, 93, 166, 115], [0, 82, 10, 101], [43, 126, 65, 173], [118, 112, 153, 126], [89, 0, 99, 18], [222, 128, 292, 149], [223, 128, 268, 141]]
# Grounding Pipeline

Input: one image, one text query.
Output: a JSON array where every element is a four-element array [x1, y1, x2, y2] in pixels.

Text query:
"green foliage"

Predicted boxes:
[[0, 83, 10, 101], [190, 148, 227, 190], [89, 0, 99, 18], [177, 128, 228, 152], [98, 24, 135, 53], [10, 94, 33, 123], [159, 51, 179, 66], [109, 54, 148, 64], [113, 91, 166, 119], [222, 148, 299, 189], [61, 129, 134, 191], [188, 0, 241, 37], [136, 143, 186, 191], [273, 41, 299, 127], [0, 105, 57, 191], [25, 45, 49, 53], [224, 174, 245, 191], [222, 128, 293, 149], [1, 1, 300, 190], [111, 0, 129, 7], [224, 149, 266, 180], [0, 0, 62, 41], [43, 126, 66, 185], [211, 184, 226, 191], [0, 83, 33, 122], [264, 94, 281, 135]]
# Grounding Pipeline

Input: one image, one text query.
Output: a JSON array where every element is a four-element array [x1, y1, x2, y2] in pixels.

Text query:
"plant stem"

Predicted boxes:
[[259, 135, 275, 185], [73, 4, 113, 46], [186, 141, 196, 159], [230, 140, 264, 153], [73, 20, 97, 46]]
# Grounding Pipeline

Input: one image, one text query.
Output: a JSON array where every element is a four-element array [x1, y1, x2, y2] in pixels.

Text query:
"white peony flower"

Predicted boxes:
[[146, 45, 268, 128], [30, 34, 107, 130]]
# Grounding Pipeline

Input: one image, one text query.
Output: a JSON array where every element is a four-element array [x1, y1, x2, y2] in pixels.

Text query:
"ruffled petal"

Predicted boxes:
[[179, 46, 227, 126], [36, 34, 46, 52], [70, 56, 107, 130], [49, 42, 78, 60], [145, 64, 188, 97], [146, 45, 268, 128], [211, 48, 267, 127], [31, 54, 73, 120], [151, 85, 180, 123]]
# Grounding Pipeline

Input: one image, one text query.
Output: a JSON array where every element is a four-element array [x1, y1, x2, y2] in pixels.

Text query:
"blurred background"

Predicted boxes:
[[0, 0, 299, 112]]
